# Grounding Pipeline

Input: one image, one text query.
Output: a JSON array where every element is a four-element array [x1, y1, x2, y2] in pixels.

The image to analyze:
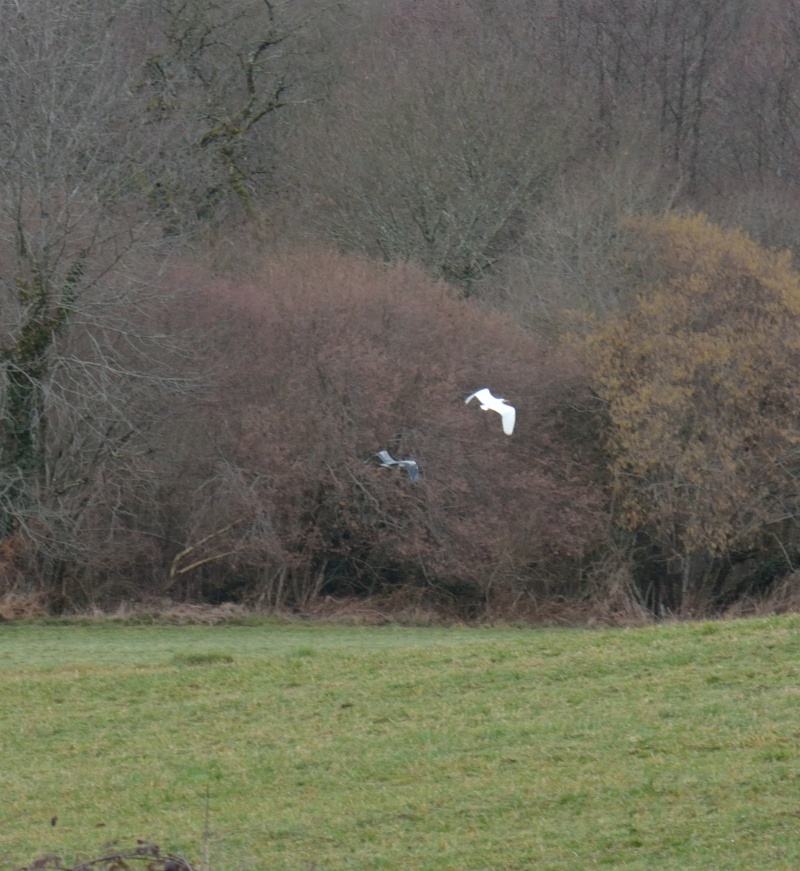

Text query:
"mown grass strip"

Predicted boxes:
[[0, 617, 798, 870]]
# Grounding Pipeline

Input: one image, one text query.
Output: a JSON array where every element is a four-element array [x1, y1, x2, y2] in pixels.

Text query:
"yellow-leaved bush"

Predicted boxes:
[[584, 212, 800, 608]]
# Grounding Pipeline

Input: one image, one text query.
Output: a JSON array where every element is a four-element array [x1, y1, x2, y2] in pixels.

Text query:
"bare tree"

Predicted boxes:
[[0, 0, 190, 597], [284, 0, 577, 292], [136, 0, 341, 232], [543, 0, 749, 193], [697, 1, 800, 250], [492, 142, 679, 336]]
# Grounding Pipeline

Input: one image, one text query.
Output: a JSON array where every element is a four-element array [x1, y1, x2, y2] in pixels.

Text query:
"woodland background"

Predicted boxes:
[[4, 0, 800, 620]]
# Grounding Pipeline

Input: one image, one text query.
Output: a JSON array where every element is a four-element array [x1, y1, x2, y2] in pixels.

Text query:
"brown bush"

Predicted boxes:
[[583, 212, 800, 615], [158, 250, 605, 615]]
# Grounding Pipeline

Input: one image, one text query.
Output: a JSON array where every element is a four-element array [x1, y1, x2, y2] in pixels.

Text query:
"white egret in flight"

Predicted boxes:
[[465, 388, 516, 435]]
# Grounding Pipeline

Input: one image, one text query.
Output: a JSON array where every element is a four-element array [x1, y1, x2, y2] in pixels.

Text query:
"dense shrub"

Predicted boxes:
[[158, 251, 604, 615], [584, 212, 800, 614]]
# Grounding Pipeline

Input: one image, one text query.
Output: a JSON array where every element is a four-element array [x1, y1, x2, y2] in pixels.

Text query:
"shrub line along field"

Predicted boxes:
[[1, 616, 799, 870]]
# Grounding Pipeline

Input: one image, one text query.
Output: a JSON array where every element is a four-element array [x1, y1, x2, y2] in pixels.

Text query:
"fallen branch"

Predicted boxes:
[[165, 520, 243, 590]]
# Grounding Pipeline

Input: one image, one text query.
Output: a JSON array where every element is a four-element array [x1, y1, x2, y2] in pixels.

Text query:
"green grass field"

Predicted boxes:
[[1, 616, 799, 870]]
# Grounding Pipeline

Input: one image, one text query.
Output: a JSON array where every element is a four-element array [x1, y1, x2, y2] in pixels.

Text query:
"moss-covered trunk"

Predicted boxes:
[[0, 252, 84, 531]]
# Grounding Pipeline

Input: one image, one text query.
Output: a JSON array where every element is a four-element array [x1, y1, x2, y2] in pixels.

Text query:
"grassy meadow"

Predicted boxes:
[[1, 616, 799, 870]]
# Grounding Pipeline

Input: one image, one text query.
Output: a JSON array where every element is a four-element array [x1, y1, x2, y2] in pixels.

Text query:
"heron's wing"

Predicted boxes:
[[402, 462, 420, 482], [371, 450, 396, 465], [500, 404, 516, 435]]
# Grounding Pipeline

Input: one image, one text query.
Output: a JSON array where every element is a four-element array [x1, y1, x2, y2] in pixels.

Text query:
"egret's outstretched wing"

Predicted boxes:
[[465, 388, 494, 407], [498, 403, 516, 435]]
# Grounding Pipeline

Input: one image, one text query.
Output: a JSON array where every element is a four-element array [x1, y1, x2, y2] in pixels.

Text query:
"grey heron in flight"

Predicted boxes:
[[366, 450, 420, 482], [465, 388, 516, 435]]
